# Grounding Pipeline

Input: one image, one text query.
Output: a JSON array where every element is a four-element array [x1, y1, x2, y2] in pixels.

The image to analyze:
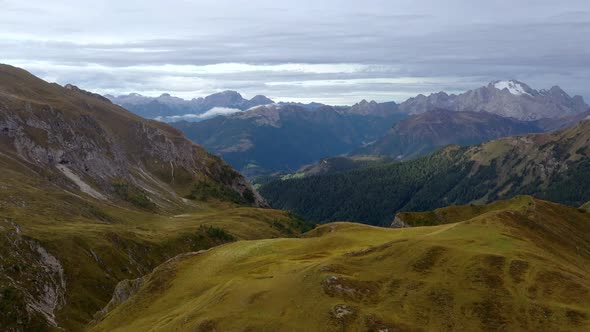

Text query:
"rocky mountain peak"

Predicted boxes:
[[207, 90, 242, 100], [64, 83, 112, 103], [399, 80, 588, 120], [490, 80, 534, 96], [249, 94, 274, 105], [546, 85, 569, 96], [345, 99, 398, 117]]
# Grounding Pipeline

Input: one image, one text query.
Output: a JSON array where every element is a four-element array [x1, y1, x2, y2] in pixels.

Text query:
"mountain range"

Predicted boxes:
[[172, 102, 406, 176], [117, 80, 588, 177], [106, 91, 274, 120], [109, 79, 588, 123], [352, 109, 544, 160], [398, 80, 588, 120]]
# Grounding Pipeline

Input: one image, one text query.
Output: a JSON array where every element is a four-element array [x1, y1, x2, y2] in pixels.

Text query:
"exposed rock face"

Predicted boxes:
[[0, 219, 66, 329], [93, 249, 210, 324], [93, 277, 145, 321], [341, 100, 400, 117], [399, 80, 589, 120], [390, 215, 411, 228], [0, 64, 266, 208]]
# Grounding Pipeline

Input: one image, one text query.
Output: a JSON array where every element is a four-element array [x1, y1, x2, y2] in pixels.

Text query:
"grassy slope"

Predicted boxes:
[[0, 65, 303, 330], [92, 197, 590, 331], [394, 196, 536, 227], [0, 142, 309, 331]]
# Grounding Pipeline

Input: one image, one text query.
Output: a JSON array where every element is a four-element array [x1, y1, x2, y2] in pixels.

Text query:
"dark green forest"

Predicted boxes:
[[260, 146, 590, 226]]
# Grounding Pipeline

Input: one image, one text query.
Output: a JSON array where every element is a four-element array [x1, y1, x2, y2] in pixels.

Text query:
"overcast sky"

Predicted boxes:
[[1, 0, 589, 104]]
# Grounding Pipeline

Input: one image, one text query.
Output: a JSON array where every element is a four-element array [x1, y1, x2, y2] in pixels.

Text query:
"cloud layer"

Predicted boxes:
[[2, 0, 589, 104], [155, 107, 242, 122]]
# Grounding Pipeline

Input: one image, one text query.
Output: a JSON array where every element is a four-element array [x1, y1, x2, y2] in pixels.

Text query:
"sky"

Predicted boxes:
[[1, 0, 589, 105]]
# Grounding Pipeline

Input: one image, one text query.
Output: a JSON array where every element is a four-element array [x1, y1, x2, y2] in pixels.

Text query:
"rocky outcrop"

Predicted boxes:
[[342, 100, 400, 117], [390, 215, 411, 228], [93, 277, 145, 321], [0, 219, 66, 330]]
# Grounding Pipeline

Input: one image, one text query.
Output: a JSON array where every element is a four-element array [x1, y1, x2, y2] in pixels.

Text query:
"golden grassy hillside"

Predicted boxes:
[[92, 197, 590, 331], [0, 157, 310, 330], [394, 195, 536, 227]]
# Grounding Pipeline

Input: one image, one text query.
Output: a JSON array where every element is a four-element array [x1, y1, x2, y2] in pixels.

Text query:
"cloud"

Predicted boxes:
[[155, 107, 242, 122], [1, 0, 589, 104]]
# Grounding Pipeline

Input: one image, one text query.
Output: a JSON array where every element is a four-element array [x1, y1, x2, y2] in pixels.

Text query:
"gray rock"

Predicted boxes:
[[390, 215, 411, 228]]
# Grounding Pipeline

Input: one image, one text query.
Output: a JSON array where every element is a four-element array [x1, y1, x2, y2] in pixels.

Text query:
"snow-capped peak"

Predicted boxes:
[[493, 80, 531, 96], [245, 103, 279, 112]]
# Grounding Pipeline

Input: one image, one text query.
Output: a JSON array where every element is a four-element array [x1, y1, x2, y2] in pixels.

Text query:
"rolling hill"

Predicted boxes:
[[259, 119, 590, 225], [91, 196, 590, 331], [0, 64, 311, 331]]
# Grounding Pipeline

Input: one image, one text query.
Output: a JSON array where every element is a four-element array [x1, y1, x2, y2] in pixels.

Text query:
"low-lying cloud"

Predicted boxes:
[[155, 107, 242, 123]]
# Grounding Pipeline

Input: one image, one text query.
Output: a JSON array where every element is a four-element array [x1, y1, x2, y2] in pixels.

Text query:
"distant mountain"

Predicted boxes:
[[259, 119, 590, 225], [172, 103, 407, 177], [353, 109, 543, 160], [344, 99, 400, 117], [276, 101, 326, 110], [534, 110, 590, 132], [399, 80, 588, 120], [105, 91, 274, 120]]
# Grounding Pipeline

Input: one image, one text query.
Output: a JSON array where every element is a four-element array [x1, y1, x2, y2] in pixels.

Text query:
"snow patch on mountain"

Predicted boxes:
[[245, 103, 278, 112], [494, 80, 531, 96]]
